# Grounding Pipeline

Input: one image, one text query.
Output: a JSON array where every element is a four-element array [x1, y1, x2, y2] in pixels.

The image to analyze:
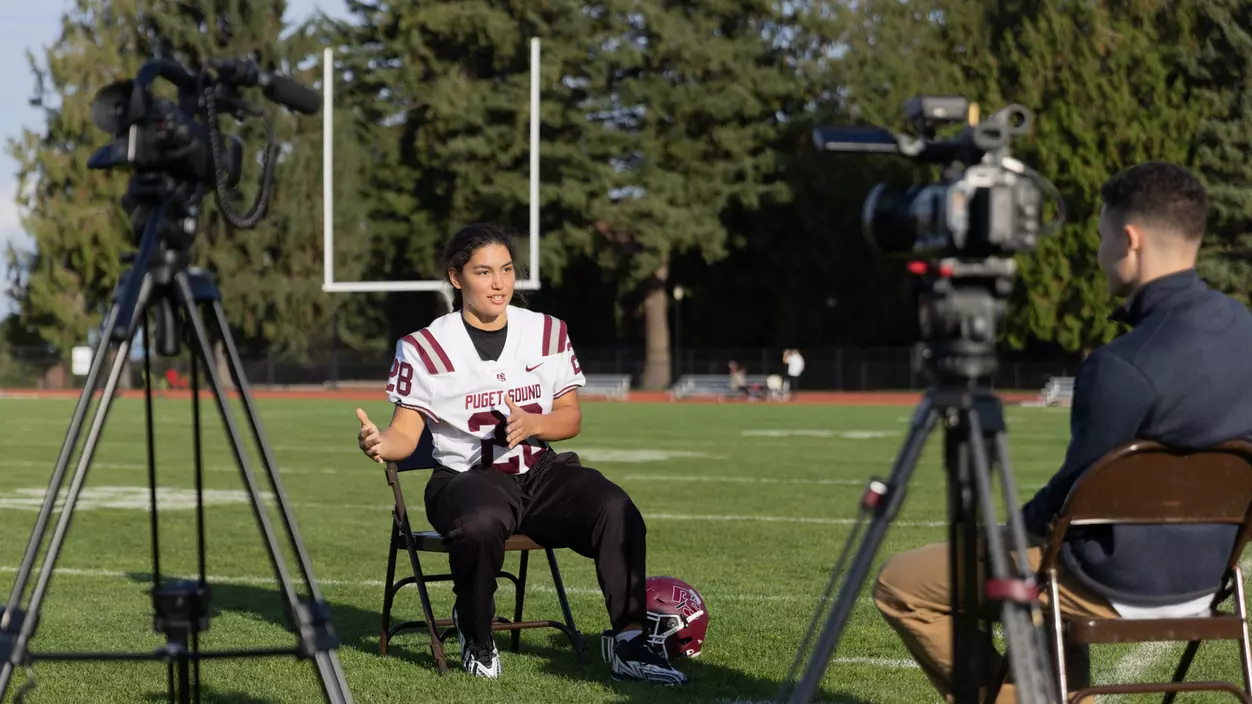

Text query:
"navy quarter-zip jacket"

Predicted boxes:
[[1021, 268, 1252, 604]]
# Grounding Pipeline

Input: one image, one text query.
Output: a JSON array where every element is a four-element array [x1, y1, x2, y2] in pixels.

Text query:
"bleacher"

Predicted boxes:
[[1026, 376, 1075, 407], [580, 374, 632, 401], [669, 374, 789, 401]]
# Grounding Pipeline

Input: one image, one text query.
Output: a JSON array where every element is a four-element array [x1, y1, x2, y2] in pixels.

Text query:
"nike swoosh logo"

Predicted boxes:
[[526, 363, 543, 372]]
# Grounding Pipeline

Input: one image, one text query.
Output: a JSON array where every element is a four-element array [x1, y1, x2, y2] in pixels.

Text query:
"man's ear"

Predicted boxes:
[[1123, 222, 1144, 253]]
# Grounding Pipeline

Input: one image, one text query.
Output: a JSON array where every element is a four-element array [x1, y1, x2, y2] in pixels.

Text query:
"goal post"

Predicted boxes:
[[320, 39, 543, 296]]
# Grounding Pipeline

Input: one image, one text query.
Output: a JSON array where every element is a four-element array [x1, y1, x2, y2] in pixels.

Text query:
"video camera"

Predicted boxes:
[[812, 95, 1065, 383], [83, 56, 319, 351], [87, 57, 320, 234]]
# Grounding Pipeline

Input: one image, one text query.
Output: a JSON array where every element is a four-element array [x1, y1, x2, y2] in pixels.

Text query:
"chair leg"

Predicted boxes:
[[983, 657, 1009, 704], [1234, 566, 1252, 697], [512, 550, 529, 653], [546, 548, 585, 665], [1048, 571, 1069, 703], [405, 538, 449, 674], [380, 527, 400, 657]]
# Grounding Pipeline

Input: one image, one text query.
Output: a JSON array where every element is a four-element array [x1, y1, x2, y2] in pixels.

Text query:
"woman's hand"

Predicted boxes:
[[505, 396, 544, 448], [357, 408, 385, 464]]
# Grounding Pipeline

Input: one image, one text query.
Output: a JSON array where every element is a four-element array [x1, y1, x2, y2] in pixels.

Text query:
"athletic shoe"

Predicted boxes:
[[602, 630, 688, 685], [453, 607, 500, 679]]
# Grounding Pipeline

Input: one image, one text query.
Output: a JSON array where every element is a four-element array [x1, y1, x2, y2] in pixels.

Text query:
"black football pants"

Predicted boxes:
[[423, 451, 648, 649]]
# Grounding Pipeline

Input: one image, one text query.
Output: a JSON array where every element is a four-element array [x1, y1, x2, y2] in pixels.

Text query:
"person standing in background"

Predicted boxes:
[[784, 349, 805, 397]]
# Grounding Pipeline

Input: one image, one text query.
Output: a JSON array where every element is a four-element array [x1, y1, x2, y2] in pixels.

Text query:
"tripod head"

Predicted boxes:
[[85, 56, 319, 348], [908, 256, 1016, 388]]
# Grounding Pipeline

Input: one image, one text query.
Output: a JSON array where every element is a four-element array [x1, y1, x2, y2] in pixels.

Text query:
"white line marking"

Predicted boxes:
[[1102, 556, 1251, 695], [741, 429, 899, 440], [643, 513, 946, 527], [618, 474, 867, 486], [0, 486, 271, 511], [831, 656, 919, 669]]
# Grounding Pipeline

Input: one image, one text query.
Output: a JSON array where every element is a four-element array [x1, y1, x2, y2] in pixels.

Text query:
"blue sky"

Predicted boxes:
[[0, 0, 351, 318]]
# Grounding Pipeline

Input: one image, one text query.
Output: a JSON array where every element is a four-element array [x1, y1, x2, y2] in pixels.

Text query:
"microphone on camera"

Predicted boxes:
[[207, 59, 321, 116]]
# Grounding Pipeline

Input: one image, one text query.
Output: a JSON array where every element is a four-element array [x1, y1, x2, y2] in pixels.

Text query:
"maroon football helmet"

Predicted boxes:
[[644, 576, 708, 658]]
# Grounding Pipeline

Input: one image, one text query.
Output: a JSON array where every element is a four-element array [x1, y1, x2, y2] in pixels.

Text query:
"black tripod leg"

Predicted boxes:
[[0, 294, 144, 695], [965, 412, 1056, 704], [207, 299, 334, 603], [947, 414, 988, 704], [785, 399, 942, 704], [207, 299, 353, 700], [171, 274, 352, 704]]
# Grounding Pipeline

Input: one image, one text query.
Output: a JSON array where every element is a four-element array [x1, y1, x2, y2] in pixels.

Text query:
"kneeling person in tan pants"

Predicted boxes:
[[873, 533, 1118, 704]]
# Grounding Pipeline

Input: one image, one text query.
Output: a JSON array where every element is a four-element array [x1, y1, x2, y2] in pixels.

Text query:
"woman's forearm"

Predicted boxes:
[[536, 405, 581, 442]]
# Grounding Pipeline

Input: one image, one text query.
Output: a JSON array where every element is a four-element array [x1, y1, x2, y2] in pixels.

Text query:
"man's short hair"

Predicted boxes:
[[1100, 162, 1208, 241]]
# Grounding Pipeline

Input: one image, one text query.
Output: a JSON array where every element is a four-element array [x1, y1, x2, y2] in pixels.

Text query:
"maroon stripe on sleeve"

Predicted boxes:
[[420, 328, 455, 373], [403, 334, 436, 375]]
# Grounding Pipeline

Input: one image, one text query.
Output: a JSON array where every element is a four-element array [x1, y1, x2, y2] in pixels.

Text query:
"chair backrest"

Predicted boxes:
[[384, 426, 437, 527], [1041, 439, 1252, 583]]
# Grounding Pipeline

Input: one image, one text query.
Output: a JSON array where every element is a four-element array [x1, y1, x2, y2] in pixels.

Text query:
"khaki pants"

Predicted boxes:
[[873, 534, 1119, 704]]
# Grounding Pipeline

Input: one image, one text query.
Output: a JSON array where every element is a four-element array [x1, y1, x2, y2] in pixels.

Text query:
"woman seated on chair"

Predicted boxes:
[[353, 223, 687, 684]]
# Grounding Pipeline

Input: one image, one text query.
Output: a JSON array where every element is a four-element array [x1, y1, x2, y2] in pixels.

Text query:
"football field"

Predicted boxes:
[[0, 396, 1242, 703]]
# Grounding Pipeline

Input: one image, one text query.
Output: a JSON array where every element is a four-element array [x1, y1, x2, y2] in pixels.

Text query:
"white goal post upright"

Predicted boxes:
[[320, 39, 542, 296]]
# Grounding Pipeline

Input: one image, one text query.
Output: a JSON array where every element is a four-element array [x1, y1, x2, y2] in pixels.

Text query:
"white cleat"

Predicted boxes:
[[602, 631, 688, 685], [453, 608, 501, 679]]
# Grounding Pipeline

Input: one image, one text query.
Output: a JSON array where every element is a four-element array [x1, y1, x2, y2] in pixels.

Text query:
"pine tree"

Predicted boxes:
[[7, 0, 336, 371], [995, 0, 1212, 353], [574, 0, 831, 388], [1184, 0, 1252, 307], [331, 0, 621, 342], [6, 1, 146, 365]]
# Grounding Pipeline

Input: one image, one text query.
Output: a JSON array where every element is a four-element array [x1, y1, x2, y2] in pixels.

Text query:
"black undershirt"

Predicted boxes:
[[463, 316, 507, 361]]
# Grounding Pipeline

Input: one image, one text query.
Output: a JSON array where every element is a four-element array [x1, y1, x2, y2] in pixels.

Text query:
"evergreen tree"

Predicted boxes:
[[7, 0, 336, 371], [995, 0, 1212, 353], [1185, 0, 1252, 307], [331, 0, 620, 343], [574, 0, 831, 388]]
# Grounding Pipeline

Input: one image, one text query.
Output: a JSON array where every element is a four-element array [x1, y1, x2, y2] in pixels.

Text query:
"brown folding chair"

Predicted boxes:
[[1027, 440, 1252, 703], [377, 432, 585, 674]]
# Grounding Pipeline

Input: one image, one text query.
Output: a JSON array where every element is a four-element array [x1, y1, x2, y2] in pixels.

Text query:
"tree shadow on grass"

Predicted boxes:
[[123, 573, 873, 703], [520, 630, 874, 704]]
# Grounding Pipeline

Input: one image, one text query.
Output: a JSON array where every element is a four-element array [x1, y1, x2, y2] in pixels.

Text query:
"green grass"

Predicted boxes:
[[0, 397, 1242, 703]]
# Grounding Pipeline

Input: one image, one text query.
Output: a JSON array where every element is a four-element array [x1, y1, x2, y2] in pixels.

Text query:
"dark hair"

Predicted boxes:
[[440, 223, 522, 309], [1100, 162, 1208, 240]]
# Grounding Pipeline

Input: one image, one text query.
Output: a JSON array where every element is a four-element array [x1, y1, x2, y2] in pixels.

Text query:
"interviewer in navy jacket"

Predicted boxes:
[[872, 161, 1252, 704]]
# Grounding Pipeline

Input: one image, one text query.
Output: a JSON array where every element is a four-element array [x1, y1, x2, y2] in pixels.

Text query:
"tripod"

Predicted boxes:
[[779, 383, 1057, 704], [0, 186, 354, 703]]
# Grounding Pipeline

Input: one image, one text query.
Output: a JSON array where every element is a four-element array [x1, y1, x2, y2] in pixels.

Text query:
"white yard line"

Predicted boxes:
[[1100, 556, 1252, 699]]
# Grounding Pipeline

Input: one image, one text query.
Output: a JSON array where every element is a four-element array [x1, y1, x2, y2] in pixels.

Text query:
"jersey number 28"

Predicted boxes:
[[468, 404, 544, 474]]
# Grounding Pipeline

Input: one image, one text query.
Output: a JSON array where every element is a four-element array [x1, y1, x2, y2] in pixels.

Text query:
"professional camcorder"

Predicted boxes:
[[813, 95, 1064, 383], [813, 95, 1063, 260]]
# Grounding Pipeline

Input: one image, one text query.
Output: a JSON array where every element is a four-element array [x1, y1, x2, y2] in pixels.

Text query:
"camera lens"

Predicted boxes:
[[862, 183, 948, 256]]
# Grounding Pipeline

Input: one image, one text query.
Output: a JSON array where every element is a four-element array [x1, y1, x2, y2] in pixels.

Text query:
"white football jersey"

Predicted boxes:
[[386, 306, 586, 474]]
